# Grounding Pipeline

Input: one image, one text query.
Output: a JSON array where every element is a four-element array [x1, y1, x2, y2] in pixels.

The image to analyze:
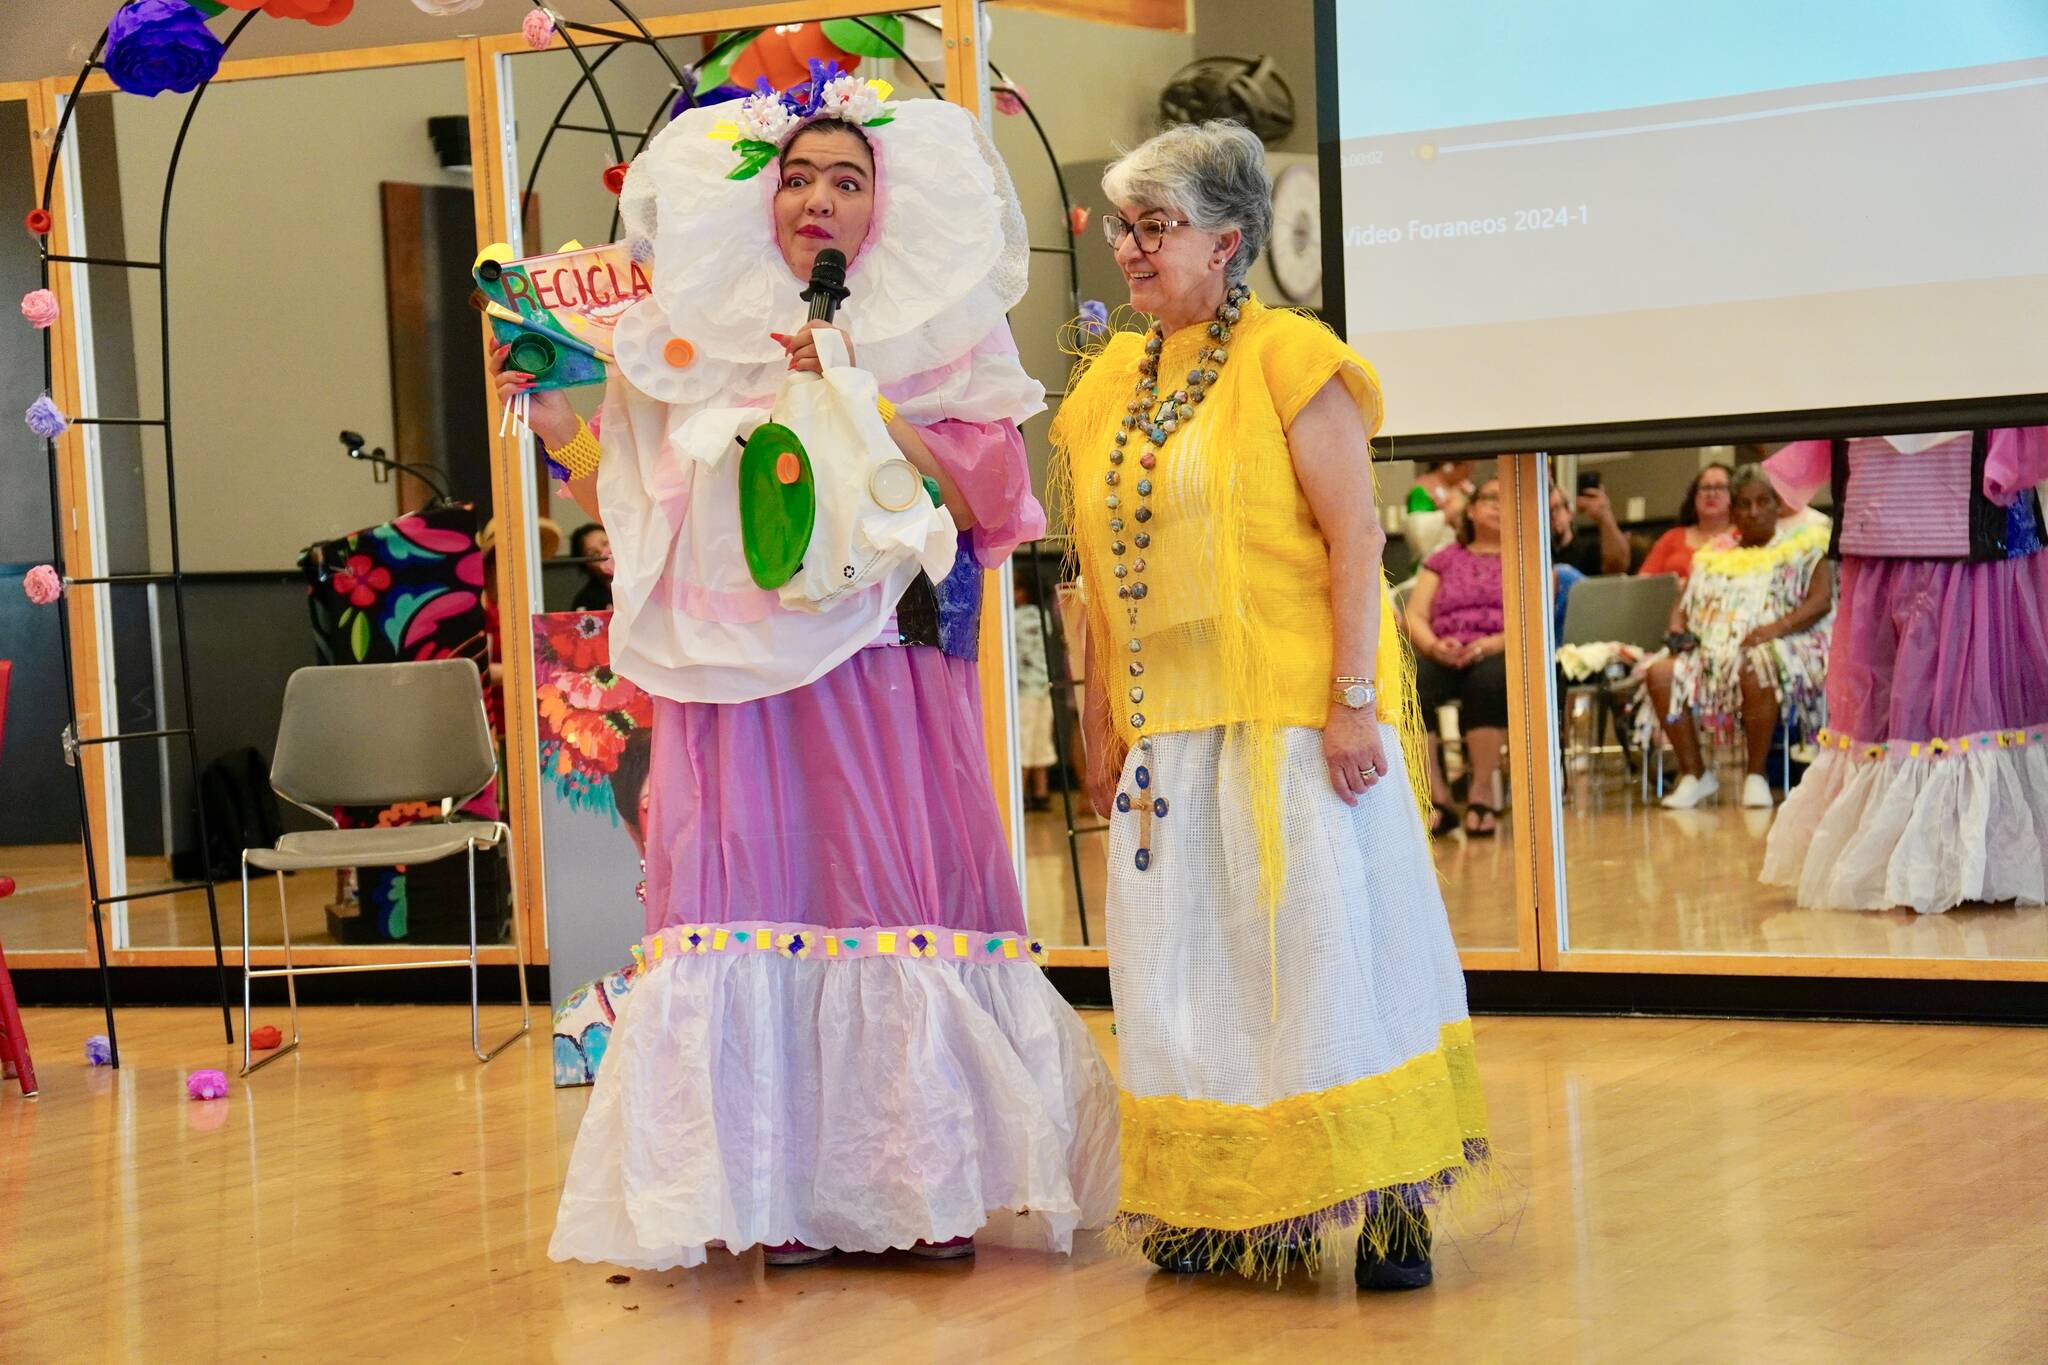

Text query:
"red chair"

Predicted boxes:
[[0, 659, 38, 1097]]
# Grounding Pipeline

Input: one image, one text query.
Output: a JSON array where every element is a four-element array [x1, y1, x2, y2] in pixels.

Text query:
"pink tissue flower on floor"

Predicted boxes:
[[20, 289, 59, 329], [186, 1069, 229, 1100], [23, 564, 62, 605]]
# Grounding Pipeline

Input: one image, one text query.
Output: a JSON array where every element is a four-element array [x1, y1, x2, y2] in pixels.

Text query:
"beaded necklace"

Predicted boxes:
[[1107, 281, 1250, 875]]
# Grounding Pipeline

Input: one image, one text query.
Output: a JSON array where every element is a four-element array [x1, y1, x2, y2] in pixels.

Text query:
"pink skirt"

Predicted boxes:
[[642, 645, 1025, 936], [1764, 554, 2048, 912], [1821, 555, 2048, 744]]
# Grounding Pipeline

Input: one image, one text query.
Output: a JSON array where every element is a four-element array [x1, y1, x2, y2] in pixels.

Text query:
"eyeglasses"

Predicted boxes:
[[1102, 213, 1193, 255]]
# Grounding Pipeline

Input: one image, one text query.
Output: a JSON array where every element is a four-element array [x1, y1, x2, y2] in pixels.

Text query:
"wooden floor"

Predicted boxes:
[[1558, 759, 2048, 959], [6, 1006, 2048, 1361], [15, 766, 2047, 963], [0, 846, 487, 953]]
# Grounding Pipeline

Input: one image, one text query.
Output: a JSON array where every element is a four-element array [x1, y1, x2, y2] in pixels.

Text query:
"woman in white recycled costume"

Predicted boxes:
[[522, 69, 1117, 1271]]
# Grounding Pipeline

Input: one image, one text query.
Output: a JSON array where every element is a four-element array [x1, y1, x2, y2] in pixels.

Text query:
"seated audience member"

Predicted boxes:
[[1552, 480, 1629, 575], [1405, 477, 1509, 838], [1403, 458, 1476, 565], [1645, 466, 1833, 810], [1638, 462, 1733, 582]]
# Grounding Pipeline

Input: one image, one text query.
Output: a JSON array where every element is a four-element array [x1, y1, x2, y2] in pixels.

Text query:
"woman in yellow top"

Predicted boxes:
[[1053, 122, 1490, 1289]]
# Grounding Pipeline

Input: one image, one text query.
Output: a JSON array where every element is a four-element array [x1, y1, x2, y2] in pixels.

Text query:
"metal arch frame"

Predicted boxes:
[[32, 11, 275, 1066], [509, 5, 1097, 939]]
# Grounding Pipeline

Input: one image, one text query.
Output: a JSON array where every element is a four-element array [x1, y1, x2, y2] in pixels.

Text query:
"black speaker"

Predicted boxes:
[[427, 115, 471, 172]]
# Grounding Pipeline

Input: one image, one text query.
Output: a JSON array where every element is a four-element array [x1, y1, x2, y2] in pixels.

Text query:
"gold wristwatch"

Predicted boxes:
[[1332, 677, 1377, 709]]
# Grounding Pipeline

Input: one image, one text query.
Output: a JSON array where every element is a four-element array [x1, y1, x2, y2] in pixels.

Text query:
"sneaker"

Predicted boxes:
[[1355, 1217, 1433, 1292], [906, 1236, 975, 1260], [762, 1241, 836, 1267], [1741, 774, 1774, 808], [1660, 771, 1719, 810]]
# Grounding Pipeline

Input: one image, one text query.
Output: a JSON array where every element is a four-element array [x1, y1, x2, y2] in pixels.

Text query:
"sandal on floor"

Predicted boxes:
[[1429, 803, 1459, 839], [1463, 803, 1499, 838]]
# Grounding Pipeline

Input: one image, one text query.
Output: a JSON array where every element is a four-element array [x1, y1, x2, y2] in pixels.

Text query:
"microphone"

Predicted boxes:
[[800, 247, 850, 323]]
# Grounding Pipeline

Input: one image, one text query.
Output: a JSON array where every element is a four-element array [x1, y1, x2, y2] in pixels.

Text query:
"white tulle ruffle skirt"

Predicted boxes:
[[548, 954, 1120, 1270]]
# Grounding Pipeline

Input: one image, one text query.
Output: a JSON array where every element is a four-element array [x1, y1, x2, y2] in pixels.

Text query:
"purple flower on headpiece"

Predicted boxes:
[[105, 0, 225, 99], [665, 68, 699, 121], [26, 394, 69, 440], [1079, 299, 1110, 337]]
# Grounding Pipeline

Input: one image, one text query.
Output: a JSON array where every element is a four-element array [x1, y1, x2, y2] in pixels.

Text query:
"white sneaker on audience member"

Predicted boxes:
[[1661, 772, 1719, 810], [1742, 774, 1774, 808]]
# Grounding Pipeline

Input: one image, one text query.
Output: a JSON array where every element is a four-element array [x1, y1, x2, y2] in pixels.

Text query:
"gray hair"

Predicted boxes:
[[1102, 120, 1271, 287], [1731, 463, 1775, 500]]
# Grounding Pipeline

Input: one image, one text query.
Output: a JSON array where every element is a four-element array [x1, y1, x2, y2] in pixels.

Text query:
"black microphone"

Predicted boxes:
[[800, 247, 850, 323]]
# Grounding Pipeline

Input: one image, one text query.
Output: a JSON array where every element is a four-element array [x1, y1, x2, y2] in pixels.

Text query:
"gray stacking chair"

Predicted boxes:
[[240, 659, 529, 1075], [1557, 573, 1681, 776]]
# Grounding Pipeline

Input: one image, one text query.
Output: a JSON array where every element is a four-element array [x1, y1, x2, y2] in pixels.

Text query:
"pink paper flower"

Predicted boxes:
[[186, 1068, 229, 1100], [522, 8, 555, 50], [20, 289, 58, 329], [23, 564, 62, 605], [993, 84, 1027, 117]]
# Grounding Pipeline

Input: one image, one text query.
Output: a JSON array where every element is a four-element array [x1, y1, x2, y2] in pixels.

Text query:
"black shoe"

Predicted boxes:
[[1355, 1216, 1433, 1292], [1147, 1233, 1241, 1275]]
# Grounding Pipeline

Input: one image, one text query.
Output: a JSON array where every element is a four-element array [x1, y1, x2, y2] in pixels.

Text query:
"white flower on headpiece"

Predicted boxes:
[[818, 74, 890, 125], [734, 93, 800, 145]]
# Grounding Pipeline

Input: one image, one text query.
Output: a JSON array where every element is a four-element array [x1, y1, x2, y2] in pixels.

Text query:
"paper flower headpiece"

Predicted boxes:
[[708, 60, 895, 181]]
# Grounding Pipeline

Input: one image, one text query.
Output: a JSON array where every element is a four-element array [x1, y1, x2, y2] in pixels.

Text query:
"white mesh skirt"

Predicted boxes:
[[1103, 722, 1490, 1266], [549, 957, 1121, 1270]]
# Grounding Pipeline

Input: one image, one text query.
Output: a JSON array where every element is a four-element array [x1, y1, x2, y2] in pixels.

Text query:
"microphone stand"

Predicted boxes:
[[340, 430, 455, 508]]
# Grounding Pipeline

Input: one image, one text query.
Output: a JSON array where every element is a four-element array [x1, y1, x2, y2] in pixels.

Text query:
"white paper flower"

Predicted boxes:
[[819, 74, 884, 124], [734, 93, 798, 144], [410, 0, 488, 14]]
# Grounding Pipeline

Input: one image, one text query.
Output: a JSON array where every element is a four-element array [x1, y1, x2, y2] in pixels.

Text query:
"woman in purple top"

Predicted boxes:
[[1403, 477, 1508, 837]]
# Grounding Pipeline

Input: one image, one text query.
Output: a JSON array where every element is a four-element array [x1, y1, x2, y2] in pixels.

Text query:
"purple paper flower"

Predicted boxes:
[[23, 565, 63, 605], [186, 1068, 229, 1100], [105, 1, 225, 99], [1079, 299, 1109, 337], [26, 394, 68, 440], [84, 1034, 113, 1065]]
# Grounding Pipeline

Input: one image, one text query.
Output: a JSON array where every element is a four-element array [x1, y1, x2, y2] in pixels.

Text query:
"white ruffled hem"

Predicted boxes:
[[1763, 744, 2048, 913], [548, 955, 1120, 1270]]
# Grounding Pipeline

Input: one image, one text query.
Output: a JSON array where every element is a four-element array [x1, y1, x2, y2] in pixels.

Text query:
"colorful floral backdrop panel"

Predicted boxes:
[[532, 610, 654, 1086], [301, 507, 497, 941]]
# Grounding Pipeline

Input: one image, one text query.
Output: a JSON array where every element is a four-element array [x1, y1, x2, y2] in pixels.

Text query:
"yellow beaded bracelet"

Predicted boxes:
[[548, 416, 602, 481]]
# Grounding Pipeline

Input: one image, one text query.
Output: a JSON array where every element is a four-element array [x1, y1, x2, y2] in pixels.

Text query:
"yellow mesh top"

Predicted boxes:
[[1052, 297, 1428, 912]]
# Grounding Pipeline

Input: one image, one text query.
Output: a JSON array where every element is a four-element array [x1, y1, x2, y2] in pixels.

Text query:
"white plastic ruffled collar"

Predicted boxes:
[[613, 98, 1028, 405]]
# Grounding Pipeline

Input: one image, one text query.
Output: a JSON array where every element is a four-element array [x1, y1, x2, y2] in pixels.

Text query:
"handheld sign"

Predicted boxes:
[[472, 240, 653, 391]]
